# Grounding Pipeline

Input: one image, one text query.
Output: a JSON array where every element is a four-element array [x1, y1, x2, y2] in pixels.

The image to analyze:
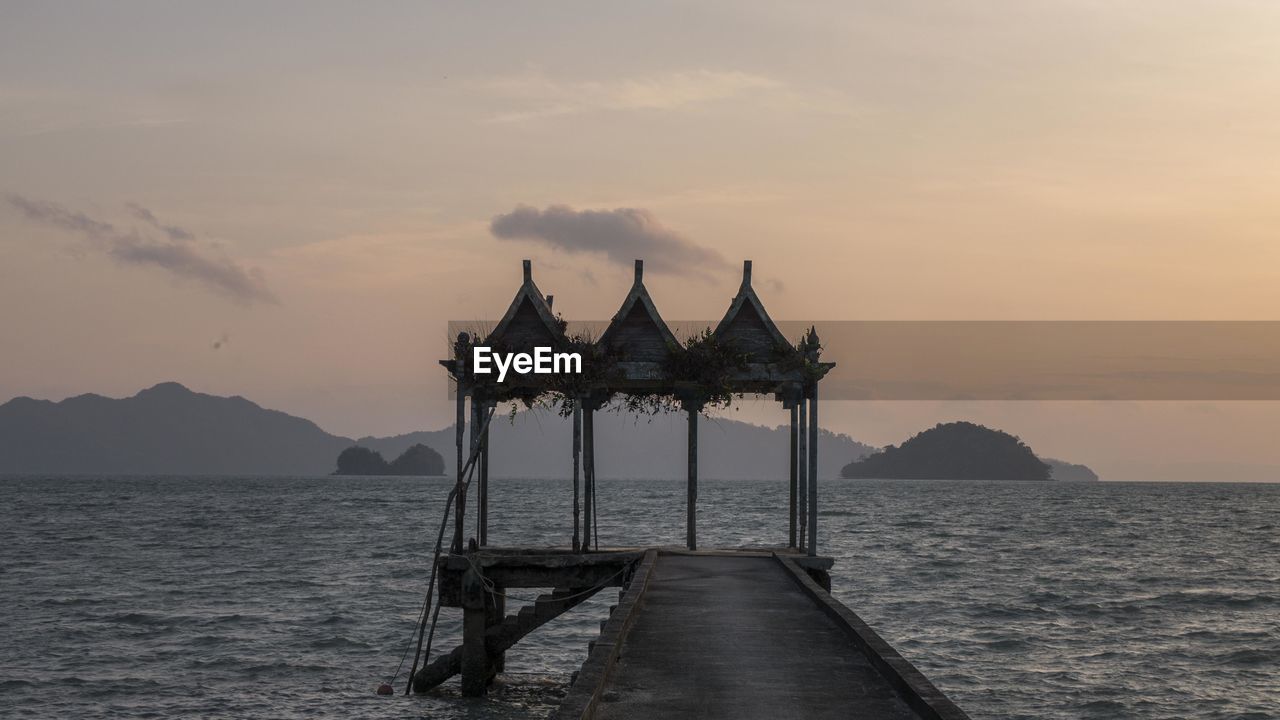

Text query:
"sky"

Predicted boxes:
[[3, 1, 1280, 480]]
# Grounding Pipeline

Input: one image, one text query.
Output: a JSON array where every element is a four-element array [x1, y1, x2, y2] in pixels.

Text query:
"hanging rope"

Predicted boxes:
[[390, 403, 497, 695]]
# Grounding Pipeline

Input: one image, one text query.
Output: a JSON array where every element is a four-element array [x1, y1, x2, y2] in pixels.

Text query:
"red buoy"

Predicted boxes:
[[376, 683, 394, 696]]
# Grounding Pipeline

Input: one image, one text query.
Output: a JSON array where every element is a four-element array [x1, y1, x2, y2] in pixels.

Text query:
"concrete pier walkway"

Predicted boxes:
[[566, 552, 966, 720]]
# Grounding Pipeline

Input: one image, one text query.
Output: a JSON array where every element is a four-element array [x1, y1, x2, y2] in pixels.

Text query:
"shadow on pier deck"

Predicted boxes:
[[550, 549, 969, 720]]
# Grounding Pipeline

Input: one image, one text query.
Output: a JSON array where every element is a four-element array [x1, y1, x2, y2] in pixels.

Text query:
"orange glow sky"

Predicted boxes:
[[3, 2, 1280, 479]]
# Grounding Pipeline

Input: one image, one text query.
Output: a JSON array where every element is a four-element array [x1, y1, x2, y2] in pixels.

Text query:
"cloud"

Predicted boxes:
[[126, 202, 194, 241], [490, 204, 728, 278], [7, 195, 276, 304], [483, 69, 779, 123]]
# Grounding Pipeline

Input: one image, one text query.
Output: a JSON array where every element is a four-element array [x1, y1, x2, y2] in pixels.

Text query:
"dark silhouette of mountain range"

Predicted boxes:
[[0, 382, 350, 475], [355, 410, 876, 480], [0, 383, 876, 478], [0, 383, 1098, 480]]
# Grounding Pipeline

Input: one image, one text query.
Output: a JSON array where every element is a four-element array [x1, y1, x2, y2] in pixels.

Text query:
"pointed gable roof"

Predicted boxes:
[[599, 260, 679, 363], [485, 259, 565, 351], [714, 260, 790, 361]]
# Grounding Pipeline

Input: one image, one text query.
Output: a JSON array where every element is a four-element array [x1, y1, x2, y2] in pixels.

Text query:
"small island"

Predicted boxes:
[[841, 421, 1055, 481], [1042, 458, 1100, 482], [334, 443, 445, 476]]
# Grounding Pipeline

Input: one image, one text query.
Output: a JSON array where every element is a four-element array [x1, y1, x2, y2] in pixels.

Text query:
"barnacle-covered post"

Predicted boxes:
[[797, 392, 807, 552], [453, 331, 470, 554], [806, 327, 821, 556], [675, 388, 705, 551], [572, 397, 581, 552], [582, 391, 608, 551], [781, 384, 802, 549], [479, 396, 492, 545], [470, 388, 483, 542], [583, 398, 595, 550], [790, 401, 799, 548], [687, 402, 698, 551]]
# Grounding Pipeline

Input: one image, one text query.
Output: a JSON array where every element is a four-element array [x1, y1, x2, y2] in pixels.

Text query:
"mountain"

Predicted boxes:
[[0, 383, 874, 478], [0, 382, 353, 475], [356, 410, 875, 480], [840, 421, 1055, 481], [2, 384, 1095, 481]]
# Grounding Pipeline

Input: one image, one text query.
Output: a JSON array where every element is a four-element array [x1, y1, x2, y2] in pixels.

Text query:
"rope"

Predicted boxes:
[[393, 404, 497, 695]]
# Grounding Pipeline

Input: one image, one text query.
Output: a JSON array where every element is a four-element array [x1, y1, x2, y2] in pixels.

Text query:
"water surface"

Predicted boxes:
[[1, 477, 1276, 719]]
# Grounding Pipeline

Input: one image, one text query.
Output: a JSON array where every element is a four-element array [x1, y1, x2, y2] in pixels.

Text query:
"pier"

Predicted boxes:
[[557, 550, 966, 720], [408, 259, 970, 718]]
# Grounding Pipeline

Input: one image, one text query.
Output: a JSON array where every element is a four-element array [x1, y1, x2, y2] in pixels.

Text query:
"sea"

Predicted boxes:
[[1, 477, 1277, 720]]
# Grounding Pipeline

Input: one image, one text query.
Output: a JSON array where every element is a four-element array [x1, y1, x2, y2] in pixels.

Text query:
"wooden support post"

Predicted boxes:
[[572, 401, 581, 553], [797, 396, 807, 553], [583, 406, 595, 552], [454, 388, 467, 555], [587, 405, 598, 551], [808, 385, 819, 557], [789, 403, 798, 549], [459, 567, 492, 696], [478, 400, 491, 546], [471, 397, 482, 544], [687, 406, 698, 551]]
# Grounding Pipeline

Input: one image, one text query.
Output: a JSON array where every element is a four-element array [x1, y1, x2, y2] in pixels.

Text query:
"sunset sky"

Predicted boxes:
[[4, 1, 1280, 479]]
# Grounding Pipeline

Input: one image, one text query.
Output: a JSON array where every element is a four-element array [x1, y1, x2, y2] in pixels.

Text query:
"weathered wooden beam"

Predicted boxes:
[[460, 567, 492, 696], [687, 407, 697, 551], [454, 387, 467, 555], [584, 407, 595, 551], [480, 400, 491, 546], [415, 583, 609, 695], [808, 385, 819, 557], [797, 396, 807, 553], [437, 552, 640, 607], [572, 401, 581, 553], [471, 397, 482, 544], [789, 403, 798, 549]]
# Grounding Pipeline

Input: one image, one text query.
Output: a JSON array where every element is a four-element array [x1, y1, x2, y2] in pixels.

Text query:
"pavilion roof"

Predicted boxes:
[[713, 260, 792, 363], [445, 259, 830, 400], [484, 259, 566, 352]]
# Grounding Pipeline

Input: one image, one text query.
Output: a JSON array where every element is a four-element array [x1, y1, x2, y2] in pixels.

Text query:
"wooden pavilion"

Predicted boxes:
[[411, 262, 969, 720], [438, 258, 833, 556]]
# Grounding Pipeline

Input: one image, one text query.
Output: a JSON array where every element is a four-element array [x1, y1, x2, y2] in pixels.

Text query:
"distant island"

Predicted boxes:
[[0, 381, 874, 478], [840, 421, 1094, 481], [334, 443, 444, 476], [1041, 458, 1100, 482], [0, 381, 1099, 480]]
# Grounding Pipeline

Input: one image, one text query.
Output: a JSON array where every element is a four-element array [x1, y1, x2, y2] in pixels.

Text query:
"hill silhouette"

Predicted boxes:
[[334, 443, 445, 476], [841, 421, 1054, 480], [0, 384, 1095, 480], [0, 382, 351, 475], [354, 411, 876, 480], [0, 383, 875, 478]]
